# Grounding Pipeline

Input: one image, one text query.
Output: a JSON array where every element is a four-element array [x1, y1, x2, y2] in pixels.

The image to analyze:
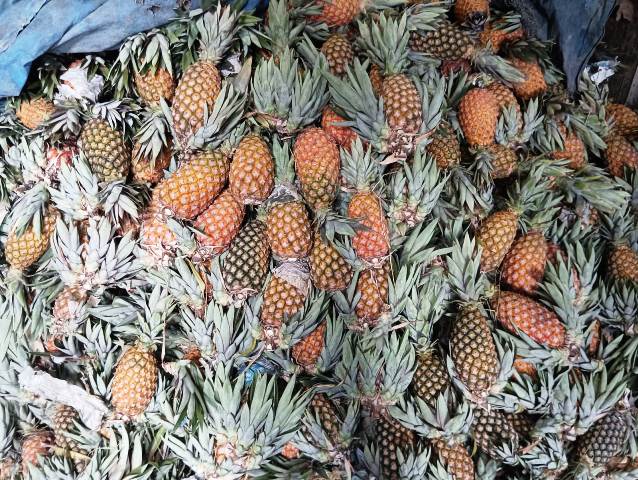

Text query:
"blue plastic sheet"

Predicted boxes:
[[0, 0, 266, 99]]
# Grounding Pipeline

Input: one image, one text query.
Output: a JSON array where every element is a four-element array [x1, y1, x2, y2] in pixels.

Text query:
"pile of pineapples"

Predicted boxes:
[[1, 0, 638, 478]]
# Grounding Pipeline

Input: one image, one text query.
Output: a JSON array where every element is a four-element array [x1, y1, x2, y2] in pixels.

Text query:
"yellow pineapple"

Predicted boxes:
[[229, 135, 274, 205]]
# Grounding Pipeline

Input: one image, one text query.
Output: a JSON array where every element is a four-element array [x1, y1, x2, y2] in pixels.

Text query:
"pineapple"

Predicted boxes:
[[154, 149, 228, 219], [111, 345, 158, 416], [413, 349, 450, 406], [604, 134, 638, 178], [321, 107, 358, 149], [513, 357, 537, 377], [426, 126, 461, 170], [551, 122, 586, 169], [369, 64, 385, 96], [193, 190, 245, 260], [131, 140, 172, 184], [21, 431, 53, 474], [292, 321, 326, 370], [321, 34, 354, 76], [458, 88, 500, 147], [135, 68, 174, 105], [505, 412, 535, 440], [492, 291, 566, 348], [293, 127, 340, 212], [480, 18, 525, 52], [376, 415, 415, 480], [609, 245, 638, 283], [501, 231, 548, 294], [486, 81, 521, 112], [509, 58, 547, 100], [51, 285, 88, 337], [314, 0, 360, 26], [171, 6, 240, 148], [482, 144, 518, 179], [476, 209, 518, 272], [607, 103, 638, 137], [265, 139, 312, 260], [355, 261, 390, 324], [260, 262, 310, 346], [309, 235, 353, 291], [432, 439, 475, 480], [5, 211, 57, 271], [139, 210, 180, 263], [470, 406, 519, 458], [343, 140, 389, 265], [79, 118, 131, 182], [453, 0, 489, 27], [51, 404, 84, 453], [229, 135, 274, 205], [16, 98, 55, 130], [576, 410, 629, 468], [222, 219, 271, 302]]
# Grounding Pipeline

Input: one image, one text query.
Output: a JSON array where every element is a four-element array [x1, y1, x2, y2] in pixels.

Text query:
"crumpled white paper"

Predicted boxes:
[[56, 67, 104, 102]]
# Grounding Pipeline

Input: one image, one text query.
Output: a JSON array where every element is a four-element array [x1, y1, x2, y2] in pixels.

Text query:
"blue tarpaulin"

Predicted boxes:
[[0, 0, 265, 99]]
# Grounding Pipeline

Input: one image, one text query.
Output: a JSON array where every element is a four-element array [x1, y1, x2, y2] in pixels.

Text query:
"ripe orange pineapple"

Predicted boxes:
[[609, 244, 638, 283], [131, 141, 172, 184], [477, 209, 518, 272], [480, 22, 525, 52], [381, 74, 423, 141], [309, 235, 353, 291], [292, 322, 326, 370], [493, 291, 566, 348], [154, 150, 228, 219], [510, 58, 547, 100], [135, 68, 174, 105], [321, 107, 358, 149], [21, 431, 53, 474], [552, 123, 586, 169], [369, 64, 384, 96], [193, 190, 244, 260], [293, 128, 340, 211], [604, 134, 638, 177], [513, 356, 538, 377], [229, 135, 274, 205], [5, 212, 57, 271], [454, 0, 489, 26], [16, 98, 55, 130], [432, 439, 475, 480], [349, 191, 389, 264], [314, 0, 359, 26], [139, 211, 179, 263], [260, 263, 310, 347], [266, 201, 312, 260], [111, 345, 158, 416], [321, 34, 354, 76], [355, 261, 390, 324], [426, 127, 461, 170], [607, 103, 638, 137], [458, 88, 499, 147], [501, 231, 548, 294]]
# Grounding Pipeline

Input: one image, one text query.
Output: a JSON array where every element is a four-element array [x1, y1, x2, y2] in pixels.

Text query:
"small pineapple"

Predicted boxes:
[[476, 209, 518, 272], [576, 410, 629, 468], [135, 68, 174, 105], [111, 345, 158, 417], [51, 285, 88, 337], [314, 0, 360, 26], [79, 118, 131, 182], [376, 415, 415, 480], [21, 431, 53, 474], [426, 127, 461, 170], [293, 127, 340, 212], [480, 19, 525, 52], [154, 149, 229, 219], [229, 135, 274, 205], [355, 261, 390, 325], [607, 103, 638, 137], [509, 58, 547, 100], [458, 88, 499, 147], [432, 439, 475, 480], [260, 262, 310, 346], [131, 140, 172, 184], [292, 321, 326, 370], [413, 349, 450, 406], [604, 134, 638, 178], [492, 291, 566, 348], [483, 144, 518, 179], [222, 219, 271, 302], [139, 210, 179, 263], [16, 98, 55, 130], [322, 107, 358, 149], [552, 123, 586, 170], [5, 211, 57, 271], [51, 404, 84, 453], [309, 235, 353, 291], [321, 34, 354, 76], [609, 245, 638, 283], [470, 406, 519, 459], [501, 231, 548, 294], [193, 190, 245, 260]]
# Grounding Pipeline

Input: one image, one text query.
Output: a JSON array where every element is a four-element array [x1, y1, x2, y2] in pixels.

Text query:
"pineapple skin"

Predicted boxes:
[[381, 74, 423, 135], [486, 144, 518, 179], [413, 349, 450, 406], [132, 141, 172, 184], [292, 322, 326, 370], [266, 201, 312, 260], [409, 21, 475, 61], [432, 439, 475, 480], [510, 58, 547, 100], [315, 0, 360, 26], [453, 0, 489, 25], [229, 135, 274, 205], [471, 406, 519, 458], [5, 212, 57, 271], [193, 190, 245, 258], [80, 119, 131, 182], [607, 103, 638, 137], [322, 107, 358, 149], [293, 128, 341, 211], [458, 88, 499, 147], [427, 128, 461, 170], [609, 244, 638, 283], [16, 98, 55, 130], [577, 410, 629, 467], [501, 231, 548, 294], [321, 34, 354, 76], [349, 191, 390, 264], [261, 274, 307, 337], [309, 236, 353, 292], [111, 346, 158, 417], [134, 68, 175, 105], [355, 261, 390, 324], [477, 209, 518, 272], [376, 415, 416, 480], [21, 431, 53, 474], [604, 134, 638, 178]]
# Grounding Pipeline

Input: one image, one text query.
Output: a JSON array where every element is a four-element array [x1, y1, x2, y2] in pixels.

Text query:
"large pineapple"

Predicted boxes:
[[501, 230, 548, 294], [222, 219, 271, 302], [193, 190, 245, 260], [79, 118, 131, 182], [5, 211, 57, 271], [171, 6, 240, 148], [111, 345, 158, 417], [309, 235, 353, 291], [376, 415, 415, 480], [154, 149, 229, 219], [293, 128, 341, 212], [509, 58, 547, 100], [229, 135, 274, 205]]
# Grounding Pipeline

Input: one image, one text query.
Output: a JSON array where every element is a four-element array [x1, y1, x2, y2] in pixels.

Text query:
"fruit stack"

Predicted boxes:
[[0, 1, 637, 479]]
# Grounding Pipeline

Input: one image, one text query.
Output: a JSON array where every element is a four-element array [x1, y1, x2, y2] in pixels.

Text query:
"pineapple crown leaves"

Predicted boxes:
[[357, 13, 410, 76], [325, 59, 387, 151], [397, 447, 431, 480], [273, 289, 327, 351], [445, 165, 493, 218], [388, 389, 472, 441], [446, 234, 488, 304], [416, 74, 446, 135], [134, 106, 172, 162], [505, 166, 562, 229], [7, 183, 49, 236], [378, 331, 416, 402], [252, 46, 329, 133], [340, 137, 383, 193], [517, 434, 568, 478], [262, 0, 310, 56], [0, 401, 16, 454], [496, 99, 544, 146], [597, 281, 638, 334], [405, 269, 450, 350], [145, 258, 208, 313], [189, 5, 242, 64], [574, 369, 629, 434], [5, 136, 50, 187], [398, 218, 451, 266], [89, 100, 139, 137], [314, 315, 347, 376], [472, 52, 526, 84], [599, 199, 637, 244], [50, 217, 139, 292], [404, 2, 450, 33], [271, 136, 296, 187]]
